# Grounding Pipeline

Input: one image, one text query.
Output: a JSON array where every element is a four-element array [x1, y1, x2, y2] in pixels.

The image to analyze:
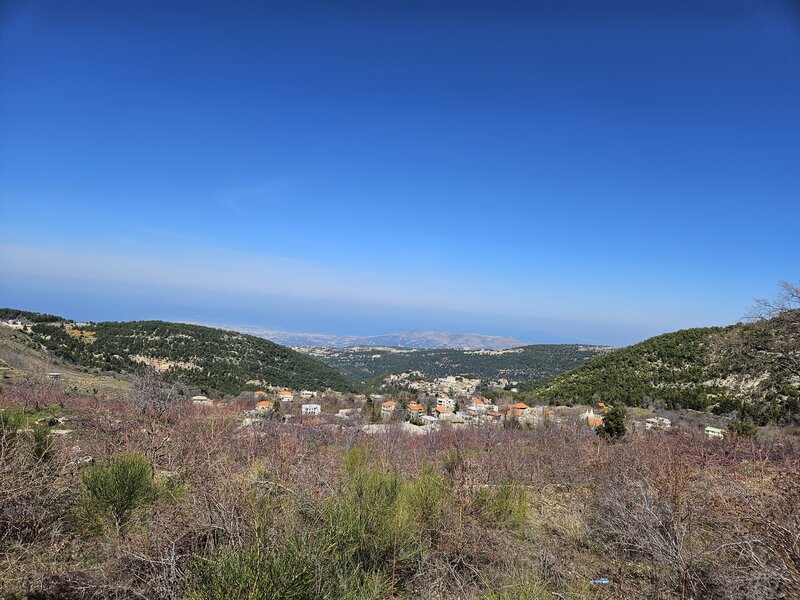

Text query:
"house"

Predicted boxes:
[[508, 402, 530, 418], [406, 403, 424, 417], [705, 426, 725, 439], [192, 395, 214, 406], [485, 410, 503, 423], [421, 415, 439, 426], [300, 390, 317, 399], [336, 408, 360, 419], [645, 417, 672, 430], [254, 390, 268, 399], [278, 390, 294, 402], [46, 372, 62, 380], [435, 405, 452, 417], [255, 400, 274, 413], [439, 412, 466, 426], [370, 394, 386, 403], [436, 397, 455, 410], [381, 401, 398, 416], [467, 398, 488, 415], [301, 403, 321, 416]]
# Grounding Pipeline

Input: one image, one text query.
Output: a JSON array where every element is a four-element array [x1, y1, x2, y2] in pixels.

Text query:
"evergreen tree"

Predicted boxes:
[[596, 403, 627, 441]]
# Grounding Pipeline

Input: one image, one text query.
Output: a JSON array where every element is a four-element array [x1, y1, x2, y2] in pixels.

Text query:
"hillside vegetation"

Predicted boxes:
[[1, 310, 352, 395], [300, 344, 612, 385], [1, 382, 798, 599], [536, 311, 800, 424]]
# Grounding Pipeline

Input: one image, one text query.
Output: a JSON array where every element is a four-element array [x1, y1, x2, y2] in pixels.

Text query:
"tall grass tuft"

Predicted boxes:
[[78, 453, 158, 535], [186, 446, 446, 599], [473, 482, 528, 528]]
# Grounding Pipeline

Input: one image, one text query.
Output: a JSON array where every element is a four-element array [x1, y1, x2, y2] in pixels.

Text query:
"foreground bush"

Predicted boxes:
[[187, 447, 445, 599], [78, 452, 159, 535]]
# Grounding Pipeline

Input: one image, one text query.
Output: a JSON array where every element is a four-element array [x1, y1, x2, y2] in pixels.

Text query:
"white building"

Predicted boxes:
[[300, 390, 317, 399], [436, 397, 456, 410], [645, 417, 672, 430], [705, 426, 725, 439], [302, 403, 322, 416]]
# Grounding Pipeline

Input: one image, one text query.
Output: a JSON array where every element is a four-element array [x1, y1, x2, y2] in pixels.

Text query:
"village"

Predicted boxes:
[[188, 371, 732, 439]]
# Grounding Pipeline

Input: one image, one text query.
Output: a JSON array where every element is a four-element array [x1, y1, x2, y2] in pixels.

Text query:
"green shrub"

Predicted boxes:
[[188, 447, 445, 599], [0, 408, 24, 448], [473, 482, 528, 528], [30, 423, 53, 461], [78, 453, 158, 535]]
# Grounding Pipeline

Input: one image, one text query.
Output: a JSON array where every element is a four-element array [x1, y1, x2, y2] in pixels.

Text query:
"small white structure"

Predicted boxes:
[[302, 403, 321, 416], [336, 408, 360, 419], [646, 417, 672, 431], [705, 426, 725, 439], [300, 390, 317, 399], [46, 372, 62, 380]]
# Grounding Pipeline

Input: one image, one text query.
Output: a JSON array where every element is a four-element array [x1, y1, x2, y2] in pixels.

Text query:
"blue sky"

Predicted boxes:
[[1, 1, 799, 345]]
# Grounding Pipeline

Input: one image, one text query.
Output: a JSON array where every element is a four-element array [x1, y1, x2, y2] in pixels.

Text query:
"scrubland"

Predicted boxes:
[[1, 382, 798, 599]]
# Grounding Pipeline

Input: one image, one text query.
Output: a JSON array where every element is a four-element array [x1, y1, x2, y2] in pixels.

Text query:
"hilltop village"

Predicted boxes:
[[191, 371, 732, 439]]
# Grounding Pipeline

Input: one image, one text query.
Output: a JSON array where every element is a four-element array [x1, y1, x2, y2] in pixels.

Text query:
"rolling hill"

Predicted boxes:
[[0, 309, 353, 395], [534, 311, 800, 424], [298, 344, 613, 385]]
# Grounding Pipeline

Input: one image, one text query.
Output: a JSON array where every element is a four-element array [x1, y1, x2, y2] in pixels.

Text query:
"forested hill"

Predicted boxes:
[[1, 310, 352, 395], [535, 312, 800, 424], [298, 344, 613, 385]]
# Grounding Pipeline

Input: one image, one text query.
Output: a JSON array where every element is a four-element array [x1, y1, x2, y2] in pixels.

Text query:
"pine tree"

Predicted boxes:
[[596, 403, 627, 441]]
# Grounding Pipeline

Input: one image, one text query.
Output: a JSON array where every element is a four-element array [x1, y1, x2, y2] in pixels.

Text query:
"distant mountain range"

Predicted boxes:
[[206, 326, 529, 350]]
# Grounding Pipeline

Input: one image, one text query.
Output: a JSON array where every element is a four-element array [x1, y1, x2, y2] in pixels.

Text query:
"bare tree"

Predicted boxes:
[[128, 366, 188, 420], [748, 280, 800, 321]]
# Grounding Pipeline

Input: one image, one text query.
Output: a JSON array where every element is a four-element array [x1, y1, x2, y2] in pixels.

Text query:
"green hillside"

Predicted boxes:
[[2, 310, 352, 395], [535, 314, 800, 424], [301, 344, 612, 385]]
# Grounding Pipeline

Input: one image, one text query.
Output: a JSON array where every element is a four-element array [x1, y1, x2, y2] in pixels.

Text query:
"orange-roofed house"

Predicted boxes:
[[278, 390, 294, 402], [381, 400, 398, 416], [255, 400, 274, 413], [254, 390, 268, 397], [407, 403, 424, 416], [508, 402, 530, 418], [435, 405, 452, 417]]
